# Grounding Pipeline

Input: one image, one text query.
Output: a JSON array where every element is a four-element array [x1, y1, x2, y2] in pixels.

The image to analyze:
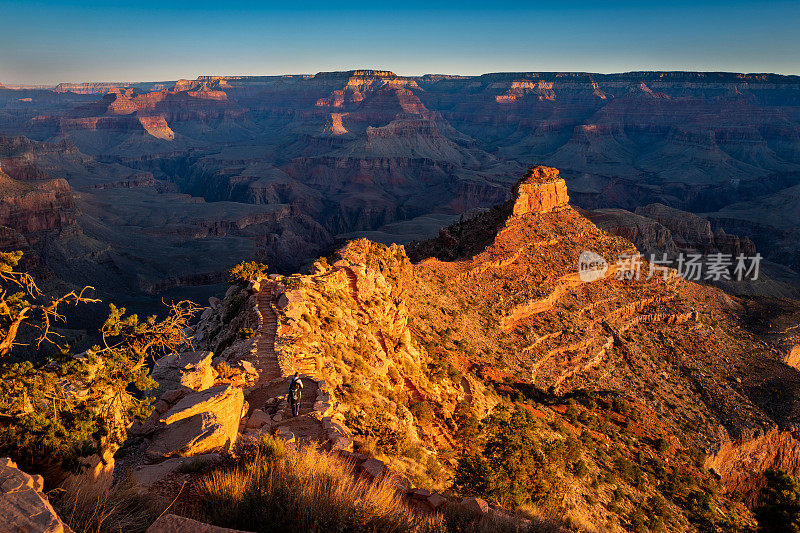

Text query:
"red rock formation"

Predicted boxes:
[[511, 166, 570, 216], [707, 428, 800, 506], [137, 116, 175, 140], [0, 156, 49, 181], [0, 175, 75, 237]]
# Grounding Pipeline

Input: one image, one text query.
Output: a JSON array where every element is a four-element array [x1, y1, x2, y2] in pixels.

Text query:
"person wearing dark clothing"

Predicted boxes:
[[288, 372, 303, 417]]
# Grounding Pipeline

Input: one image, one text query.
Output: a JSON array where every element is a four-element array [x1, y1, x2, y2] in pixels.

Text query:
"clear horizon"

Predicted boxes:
[[5, 68, 800, 87], [2, 0, 799, 85]]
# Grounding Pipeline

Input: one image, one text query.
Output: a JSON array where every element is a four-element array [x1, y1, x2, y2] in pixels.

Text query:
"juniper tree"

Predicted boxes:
[[0, 251, 200, 475]]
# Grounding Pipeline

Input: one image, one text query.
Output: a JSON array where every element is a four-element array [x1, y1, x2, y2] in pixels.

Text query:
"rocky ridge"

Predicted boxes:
[[170, 167, 800, 529]]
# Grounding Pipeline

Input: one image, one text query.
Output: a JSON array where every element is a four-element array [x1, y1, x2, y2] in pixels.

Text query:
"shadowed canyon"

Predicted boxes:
[[2, 70, 800, 309]]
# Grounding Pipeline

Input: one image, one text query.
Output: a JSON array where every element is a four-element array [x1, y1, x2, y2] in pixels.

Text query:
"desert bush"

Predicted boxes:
[[399, 438, 425, 461], [281, 275, 304, 290], [411, 401, 435, 426], [454, 402, 481, 453], [454, 407, 563, 508], [215, 361, 237, 380], [756, 469, 800, 533], [572, 459, 588, 478]]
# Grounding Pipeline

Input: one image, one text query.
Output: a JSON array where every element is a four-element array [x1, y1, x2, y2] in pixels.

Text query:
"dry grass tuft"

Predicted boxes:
[[52, 474, 156, 533], [200, 435, 437, 532], [215, 361, 237, 380]]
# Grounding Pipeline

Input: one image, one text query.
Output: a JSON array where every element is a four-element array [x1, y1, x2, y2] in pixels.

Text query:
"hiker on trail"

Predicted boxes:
[[288, 372, 303, 417]]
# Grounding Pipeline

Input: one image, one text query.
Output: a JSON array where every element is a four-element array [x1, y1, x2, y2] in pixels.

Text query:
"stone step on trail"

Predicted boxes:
[[243, 284, 328, 448], [246, 290, 282, 384]]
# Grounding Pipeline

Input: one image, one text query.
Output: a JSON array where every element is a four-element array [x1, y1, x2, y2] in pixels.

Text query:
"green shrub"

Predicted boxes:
[[453, 407, 562, 508], [572, 459, 589, 478], [228, 261, 269, 285], [411, 402, 435, 426], [0, 292, 198, 476], [756, 469, 800, 533]]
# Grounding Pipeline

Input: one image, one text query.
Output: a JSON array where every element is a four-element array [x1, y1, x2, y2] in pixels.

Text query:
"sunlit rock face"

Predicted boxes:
[[511, 166, 570, 216]]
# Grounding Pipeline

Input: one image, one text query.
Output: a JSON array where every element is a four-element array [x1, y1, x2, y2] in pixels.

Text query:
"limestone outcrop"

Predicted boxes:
[[0, 457, 74, 533], [511, 166, 569, 216], [145, 385, 244, 460], [151, 350, 215, 394]]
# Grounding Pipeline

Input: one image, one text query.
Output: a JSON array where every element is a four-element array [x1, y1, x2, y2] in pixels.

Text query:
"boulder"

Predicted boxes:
[[161, 388, 187, 404], [0, 457, 74, 533], [390, 473, 413, 492], [245, 409, 271, 430], [461, 496, 489, 516], [239, 360, 257, 376], [360, 458, 385, 479], [161, 385, 243, 425], [275, 427, 295, 443], [330, 435, 353, 451], [147, 413, 232, 460], [427, 492, 447, 510], [313, 401, 332, 416], [410, 488, 432, 500], [337, 450, 368, 464], [146, 513, 254, 532], [152, 351, 214, 394], [146, 386, 244, 460], [244, 425, 272, 438]]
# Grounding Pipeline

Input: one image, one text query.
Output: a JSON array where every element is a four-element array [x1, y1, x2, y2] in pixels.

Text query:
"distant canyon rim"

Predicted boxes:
[[1, 69, 799, 319]]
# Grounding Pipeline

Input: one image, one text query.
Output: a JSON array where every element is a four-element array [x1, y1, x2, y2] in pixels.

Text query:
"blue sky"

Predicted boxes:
[[1, 0, 798, 84]]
